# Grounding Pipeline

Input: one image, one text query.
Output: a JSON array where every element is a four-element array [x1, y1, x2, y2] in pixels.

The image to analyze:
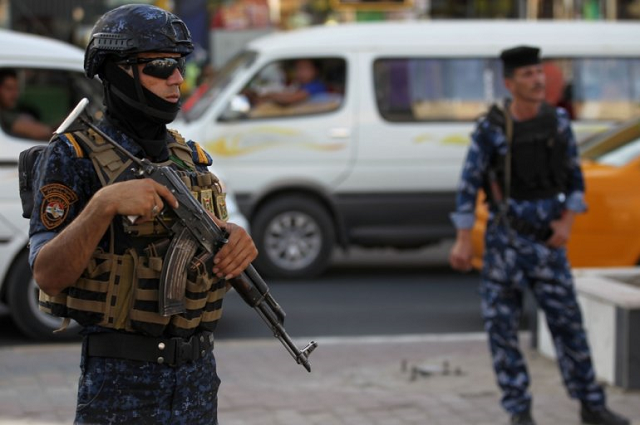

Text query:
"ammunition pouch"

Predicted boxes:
[[38, 127, 228, 337]]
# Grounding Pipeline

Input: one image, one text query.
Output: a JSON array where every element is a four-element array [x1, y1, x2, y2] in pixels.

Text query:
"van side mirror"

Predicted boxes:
[[219, 94, 251, 121]]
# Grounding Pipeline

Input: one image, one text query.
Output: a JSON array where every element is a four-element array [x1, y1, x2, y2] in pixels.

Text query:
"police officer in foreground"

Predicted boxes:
[[28, 5, 256, 424], [448, 46, 630, 425]]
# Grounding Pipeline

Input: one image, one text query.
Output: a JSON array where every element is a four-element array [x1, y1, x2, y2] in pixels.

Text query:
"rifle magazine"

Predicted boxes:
[[159, 228, 199, 316]]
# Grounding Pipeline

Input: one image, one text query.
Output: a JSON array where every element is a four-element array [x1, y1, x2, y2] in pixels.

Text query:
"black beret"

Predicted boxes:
[[500, 45, 541, 72]]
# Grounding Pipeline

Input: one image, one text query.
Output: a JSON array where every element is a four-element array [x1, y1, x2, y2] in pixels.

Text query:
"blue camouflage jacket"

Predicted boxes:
[[450, 105, 586, 231]]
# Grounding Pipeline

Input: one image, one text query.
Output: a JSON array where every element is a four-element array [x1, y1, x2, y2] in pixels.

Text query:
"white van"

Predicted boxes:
[[175, 20, 640, 278], [0, 29, 247, 340], [0, 29, 102, 340]]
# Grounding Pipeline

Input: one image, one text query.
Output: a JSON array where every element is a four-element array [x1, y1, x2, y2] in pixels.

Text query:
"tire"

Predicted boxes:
[[252, 195, 335, 278], [6, 250, 80, 341]]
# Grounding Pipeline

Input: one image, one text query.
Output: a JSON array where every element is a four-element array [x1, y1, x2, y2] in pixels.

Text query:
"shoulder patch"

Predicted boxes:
[[188, 141, 213, 166], [40, 183, 78, 230], [60, 133, 84, 158]]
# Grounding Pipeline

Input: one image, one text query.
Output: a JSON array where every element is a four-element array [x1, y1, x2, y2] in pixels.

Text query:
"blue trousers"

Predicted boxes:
[[481, 227, 605, 415], [74, 338, 221, 425]]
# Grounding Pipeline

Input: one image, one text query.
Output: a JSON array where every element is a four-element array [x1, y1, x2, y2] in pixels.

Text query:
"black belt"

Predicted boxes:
[[86, 331, 214, 367], [507, 216, 553, 242]]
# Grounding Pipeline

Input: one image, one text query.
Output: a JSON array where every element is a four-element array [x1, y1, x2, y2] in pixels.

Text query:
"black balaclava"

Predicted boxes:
[[102, 59, 181, 161]]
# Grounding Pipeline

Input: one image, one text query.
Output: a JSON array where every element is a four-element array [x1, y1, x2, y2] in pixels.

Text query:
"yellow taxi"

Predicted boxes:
[[471, 119, 640, 269]]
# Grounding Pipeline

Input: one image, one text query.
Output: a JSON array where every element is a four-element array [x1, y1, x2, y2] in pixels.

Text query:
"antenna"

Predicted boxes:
[[55, 98, 89, 135]]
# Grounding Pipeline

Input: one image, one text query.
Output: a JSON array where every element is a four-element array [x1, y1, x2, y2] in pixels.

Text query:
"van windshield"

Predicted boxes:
[[181, 50, 257, 122]]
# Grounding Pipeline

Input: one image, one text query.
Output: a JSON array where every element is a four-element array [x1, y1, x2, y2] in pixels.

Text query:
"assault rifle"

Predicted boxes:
[[56, 98, 317, 372]]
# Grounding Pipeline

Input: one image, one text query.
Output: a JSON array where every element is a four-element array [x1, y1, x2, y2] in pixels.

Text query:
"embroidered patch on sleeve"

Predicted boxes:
[[40, 183, 79, 230]]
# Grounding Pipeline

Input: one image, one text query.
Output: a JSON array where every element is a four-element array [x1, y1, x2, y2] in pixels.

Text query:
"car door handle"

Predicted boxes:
[[329, 128, 350, 139]]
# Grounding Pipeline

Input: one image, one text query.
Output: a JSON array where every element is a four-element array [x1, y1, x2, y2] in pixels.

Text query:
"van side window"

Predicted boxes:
[[374, 58, 493, 122], [235, 57, 346, 119], [374, 57, 640, 123], [572, 58, 640, 121], [0, 67, 102, 140]]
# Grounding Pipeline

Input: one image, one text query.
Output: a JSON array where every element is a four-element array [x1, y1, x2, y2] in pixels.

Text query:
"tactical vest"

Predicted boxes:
[[38, 128, 229, 338], [484, 102, 569, 201]]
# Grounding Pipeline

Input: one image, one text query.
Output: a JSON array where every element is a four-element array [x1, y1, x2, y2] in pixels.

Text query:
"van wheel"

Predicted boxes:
[[252, 196, 335, 278], [6, 251, 80, 341]]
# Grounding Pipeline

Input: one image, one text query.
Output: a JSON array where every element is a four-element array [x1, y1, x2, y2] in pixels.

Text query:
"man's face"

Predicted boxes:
[[0, 76, 20, 109], [295, 60, 317, 85], [505, 64, 546, 104], [125, 52, 184, 103]]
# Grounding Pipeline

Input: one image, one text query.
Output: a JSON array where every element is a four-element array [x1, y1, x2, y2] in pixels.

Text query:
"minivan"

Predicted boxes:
[[175, 20, 640, 278]]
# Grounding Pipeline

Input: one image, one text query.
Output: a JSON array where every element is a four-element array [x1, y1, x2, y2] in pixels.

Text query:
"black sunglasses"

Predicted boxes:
[[121, 57, 186, 79]]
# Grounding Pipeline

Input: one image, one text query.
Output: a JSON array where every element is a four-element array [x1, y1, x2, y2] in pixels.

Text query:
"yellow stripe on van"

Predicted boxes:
[[205, 127, 347, 157], [65, 133, 84, 158]]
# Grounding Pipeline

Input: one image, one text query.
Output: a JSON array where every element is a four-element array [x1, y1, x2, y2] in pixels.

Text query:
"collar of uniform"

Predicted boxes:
[[98, 118, 147, 159]]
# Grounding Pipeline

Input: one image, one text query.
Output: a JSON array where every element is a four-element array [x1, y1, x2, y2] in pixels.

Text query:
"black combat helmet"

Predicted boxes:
[[84, 4, 194, 126], [85, 4, 193, 79]]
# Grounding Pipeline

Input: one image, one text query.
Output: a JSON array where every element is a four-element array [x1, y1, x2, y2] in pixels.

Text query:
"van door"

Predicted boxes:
[[336, 53, 498, 247], [205, 55, 354, 277]]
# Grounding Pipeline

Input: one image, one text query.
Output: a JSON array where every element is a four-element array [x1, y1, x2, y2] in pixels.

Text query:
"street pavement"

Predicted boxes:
[[0, 332, 639, 425]]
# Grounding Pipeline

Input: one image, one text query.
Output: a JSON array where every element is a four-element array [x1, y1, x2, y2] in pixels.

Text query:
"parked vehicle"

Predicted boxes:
[[0, 29, 100, 340], [0, 29, 247, 341], [175, 20, 640, 278], [472, 118, 640, 269]]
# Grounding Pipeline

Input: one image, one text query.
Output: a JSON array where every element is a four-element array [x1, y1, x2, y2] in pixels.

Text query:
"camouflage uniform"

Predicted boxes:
[[29, 120, 224, 425], [26, 3, 232, 424], [75, 336, 220, 425], [451, 107, 605, 415]]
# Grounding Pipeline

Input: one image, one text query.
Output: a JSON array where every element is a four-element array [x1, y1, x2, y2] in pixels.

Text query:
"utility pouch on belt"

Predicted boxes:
[[18, 145, 46, 219]]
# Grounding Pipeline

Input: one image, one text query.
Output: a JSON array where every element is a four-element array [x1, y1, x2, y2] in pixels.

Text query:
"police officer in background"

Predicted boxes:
[[28, 5, 256, 424], [448, 46, 630, 425]]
